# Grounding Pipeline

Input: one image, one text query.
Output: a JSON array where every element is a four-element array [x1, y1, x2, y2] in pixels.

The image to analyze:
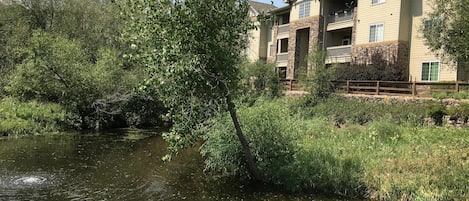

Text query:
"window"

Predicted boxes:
[[277, 67, 287, 79], [299, 1, 310, 19], [421, 62, 439, 81], [279, 38, 288, 53], [423, 18, 442, 35], [342, 36, 351, 45], [372, 0, 385, 4], [369, 24, 384, 42]]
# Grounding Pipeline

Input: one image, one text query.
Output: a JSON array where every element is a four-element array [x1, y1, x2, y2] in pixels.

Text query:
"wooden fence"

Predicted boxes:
[[281, 79, 469, 97]]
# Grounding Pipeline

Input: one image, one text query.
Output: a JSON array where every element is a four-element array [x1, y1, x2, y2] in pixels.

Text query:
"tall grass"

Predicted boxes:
[[201, 96, 468, 200], [0, 98, 72, 135]]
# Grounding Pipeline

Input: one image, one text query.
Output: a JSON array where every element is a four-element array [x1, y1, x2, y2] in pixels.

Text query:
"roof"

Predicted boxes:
[[270, 5, 291, 14], [248, 0, 277, 14]]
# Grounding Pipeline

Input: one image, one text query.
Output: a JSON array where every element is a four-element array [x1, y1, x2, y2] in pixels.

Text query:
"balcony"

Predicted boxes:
[[327, 9, 354, 31], [276, 53, 288, 62], [278, 24, 290, 37], [326, 45, 352, 64], [328, 9, 354, 23]]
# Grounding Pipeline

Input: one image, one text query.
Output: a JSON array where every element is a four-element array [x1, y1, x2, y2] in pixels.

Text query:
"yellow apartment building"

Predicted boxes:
[[256, 0, 468, 82], [246, 1, 277, 62]]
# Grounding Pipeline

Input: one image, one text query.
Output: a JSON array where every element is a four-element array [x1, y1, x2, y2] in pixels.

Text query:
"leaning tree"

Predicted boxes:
[[122, 0, 264, 181]]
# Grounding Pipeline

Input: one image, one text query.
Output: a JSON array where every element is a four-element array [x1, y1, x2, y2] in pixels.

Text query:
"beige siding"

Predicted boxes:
[[398, 0, 411, 42], [408, 0, 456, 81], [355, 0, 402, 45], [246, 21, 262, 62], [290, 0, 321, 22]]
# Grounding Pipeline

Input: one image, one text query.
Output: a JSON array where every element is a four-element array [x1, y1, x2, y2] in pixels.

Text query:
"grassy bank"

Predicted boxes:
[[201, 96, 468, 200], [0, 98, 72, 136]]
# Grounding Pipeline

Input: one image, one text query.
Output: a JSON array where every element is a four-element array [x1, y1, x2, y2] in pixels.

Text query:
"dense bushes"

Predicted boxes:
[[201, 98, 364, 196], [239, 61, 281, 98], [201, 96, 468, 200], [305, 95, 426, 125], [333, 51, 406, 81], [0, 98, 73, 136]]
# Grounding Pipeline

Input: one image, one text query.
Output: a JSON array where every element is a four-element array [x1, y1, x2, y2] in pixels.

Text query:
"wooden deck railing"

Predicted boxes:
[[333, 80, 469, 97], [280, 79, 469, 97]]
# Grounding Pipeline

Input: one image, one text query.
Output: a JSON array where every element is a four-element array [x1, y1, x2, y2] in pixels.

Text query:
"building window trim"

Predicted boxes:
[[299, 1, 311, 19], [421, 61, 440, 82], [371, 0, 386, 5], [369, 23, 384, 43]]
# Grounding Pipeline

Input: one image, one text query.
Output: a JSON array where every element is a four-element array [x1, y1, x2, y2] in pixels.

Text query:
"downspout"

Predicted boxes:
[[321, 0, 326, 51]]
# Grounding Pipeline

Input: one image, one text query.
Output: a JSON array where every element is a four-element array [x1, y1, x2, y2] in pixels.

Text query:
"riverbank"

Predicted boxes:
[[202, 96, 468, 200], [0, 98, 72, 136], [3, 95, 467, 200]]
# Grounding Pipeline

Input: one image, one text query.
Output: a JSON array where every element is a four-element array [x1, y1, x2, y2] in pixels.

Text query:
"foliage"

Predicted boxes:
[[203, 96, 468, 199], [422, 0, 469, 65], [306, 95, 426, 126], [201, 99, 299, 180], [425, 103, 447, 126], [334, 50, 406, 81], [122, 0, 251, 145], [239, 61, 281, 98], [446, 103, 469, 123], [122, 0, 263, 180], [6, 31, 140, 129], [0, 0, 156, 129], [0, 3, 33, 94], [201, 98, 364, 196], [300, 46, 335, 100], [432, 92, 448, 100], [0, 98, 72, 136], [121, 94, 168, 128]]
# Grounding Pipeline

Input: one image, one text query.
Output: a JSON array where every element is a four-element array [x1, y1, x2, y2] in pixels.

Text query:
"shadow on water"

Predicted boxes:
[[0, 129, 360, 201]]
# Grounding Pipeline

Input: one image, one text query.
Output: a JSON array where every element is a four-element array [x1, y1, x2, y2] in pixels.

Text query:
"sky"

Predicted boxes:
[[256, 0, 288, 8]]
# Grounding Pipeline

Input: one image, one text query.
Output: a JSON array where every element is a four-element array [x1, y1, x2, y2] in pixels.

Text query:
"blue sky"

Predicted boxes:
[[256, 0, 287, 7]]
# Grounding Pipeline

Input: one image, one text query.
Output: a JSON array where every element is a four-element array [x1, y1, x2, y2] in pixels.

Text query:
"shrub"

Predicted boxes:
[[450, 92, 469, 100], [239, 61, 281, 98], [426, 103, 447, 125], [201, 98, 301, 181], [432, 92, 448, 100], [201, 98, 365, 196], [307, 95, 426, 126], [333, 51, 406, 81], [0, 98, 73, 135]]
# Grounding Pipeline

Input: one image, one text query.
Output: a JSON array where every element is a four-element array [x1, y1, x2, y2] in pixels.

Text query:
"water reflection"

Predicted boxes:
[[0, 129, 356, 201]]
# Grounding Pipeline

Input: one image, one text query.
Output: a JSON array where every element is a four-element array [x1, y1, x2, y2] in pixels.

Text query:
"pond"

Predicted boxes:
[[0, 129, 357, 201]]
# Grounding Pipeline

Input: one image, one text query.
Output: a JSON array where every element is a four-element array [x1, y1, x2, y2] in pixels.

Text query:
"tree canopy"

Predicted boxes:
[[122, 0, 264, 180], [422, 0, 469, 64]]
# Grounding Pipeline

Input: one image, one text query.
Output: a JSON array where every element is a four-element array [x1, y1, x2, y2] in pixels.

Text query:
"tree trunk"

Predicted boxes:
[[226, 95, 264, 182]]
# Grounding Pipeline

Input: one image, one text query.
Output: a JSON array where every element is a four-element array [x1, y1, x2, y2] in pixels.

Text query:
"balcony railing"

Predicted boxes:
[[326, 45, 352, 57], [276, 53, 288, 62], [278, 24, 290, 35], [327, 9, 354, 23]]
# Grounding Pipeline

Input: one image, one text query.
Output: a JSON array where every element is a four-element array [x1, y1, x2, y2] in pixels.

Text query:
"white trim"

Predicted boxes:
[[371, 0, 386, 5], [420, 60, 440, 82], [298, 1, 311, 19], [369, 23, 384, 43]]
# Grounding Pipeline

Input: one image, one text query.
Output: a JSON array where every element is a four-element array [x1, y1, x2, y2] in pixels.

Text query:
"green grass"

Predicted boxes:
[[0, 97, 73, 135], [201, 96, 469, 200], [303, 121, 468, 200]]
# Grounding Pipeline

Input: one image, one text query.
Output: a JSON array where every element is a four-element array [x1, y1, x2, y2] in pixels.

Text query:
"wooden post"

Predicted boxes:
[[346, 80, 350, 93], [412, 81, 416, 97], [456, 82, 460, 93], [289, 79, 293, 91], [376, 81, 380, 95]]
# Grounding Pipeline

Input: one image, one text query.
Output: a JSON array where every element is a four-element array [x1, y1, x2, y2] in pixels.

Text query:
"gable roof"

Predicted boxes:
[[248, 0, 276, 15]]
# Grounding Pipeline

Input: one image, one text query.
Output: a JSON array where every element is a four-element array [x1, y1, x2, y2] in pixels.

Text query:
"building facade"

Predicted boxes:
[[259, 0, 466, 82], [246, 1, 277, 62]]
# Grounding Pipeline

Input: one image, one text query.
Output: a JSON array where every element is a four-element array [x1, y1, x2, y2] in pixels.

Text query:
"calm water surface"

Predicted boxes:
[[0, 129, 357, 201]]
